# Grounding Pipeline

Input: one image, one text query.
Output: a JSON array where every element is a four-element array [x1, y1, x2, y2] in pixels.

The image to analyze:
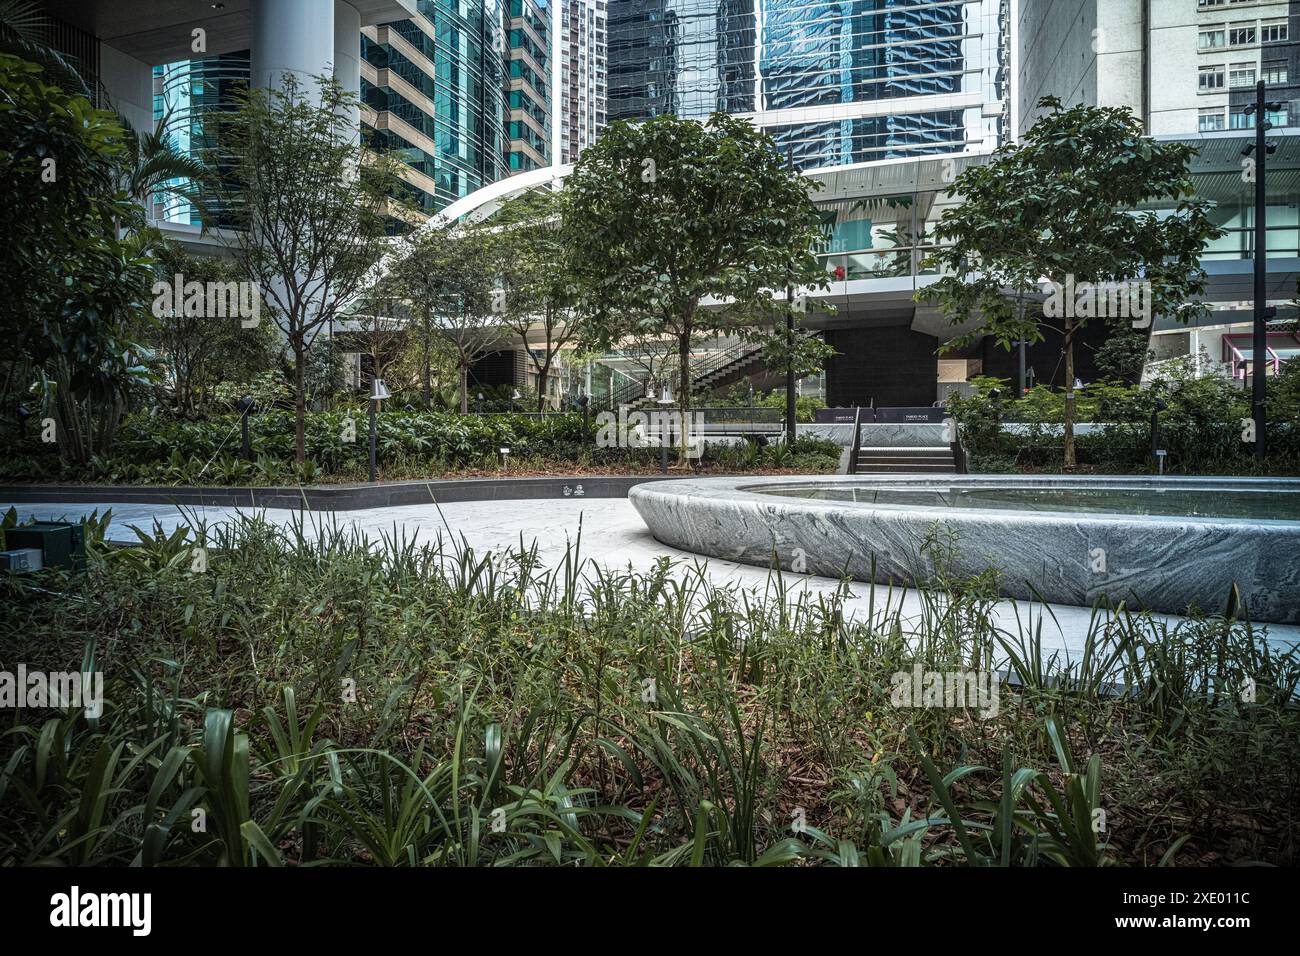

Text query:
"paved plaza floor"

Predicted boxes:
[[6, 496, 1297, 663]]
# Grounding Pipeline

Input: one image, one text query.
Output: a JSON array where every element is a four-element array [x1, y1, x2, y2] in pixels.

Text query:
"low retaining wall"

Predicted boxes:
[[630, 474, 1300, 624], [799, 422, 949, 448], [0, 475, 682, 512]]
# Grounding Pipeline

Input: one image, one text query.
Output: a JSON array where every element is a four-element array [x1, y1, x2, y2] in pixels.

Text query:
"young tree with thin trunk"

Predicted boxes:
[[492, 189, 585, 411], [393, 225, 511, 413], [215, 73, 403, 463], [919, 96, 1220, 469], [562, 112, 828, 460]]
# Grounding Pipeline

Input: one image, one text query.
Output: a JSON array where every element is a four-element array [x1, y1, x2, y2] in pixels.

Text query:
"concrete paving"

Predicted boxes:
[[5, 497, 1297, 663]]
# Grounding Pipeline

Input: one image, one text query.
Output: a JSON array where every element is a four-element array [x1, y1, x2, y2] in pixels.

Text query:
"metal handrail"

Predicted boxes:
[[847, 405, 862, 475]]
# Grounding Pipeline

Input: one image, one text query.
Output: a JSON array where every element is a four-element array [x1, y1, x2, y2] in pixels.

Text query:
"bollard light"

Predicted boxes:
[[577, 391, 590, 440], [368, 378, 391, 483], [235, 395, 256, 460], [1150, 397, 1168, 469]]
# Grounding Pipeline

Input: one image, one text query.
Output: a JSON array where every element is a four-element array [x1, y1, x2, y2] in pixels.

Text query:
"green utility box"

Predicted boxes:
[[4, 522, 86, 572]]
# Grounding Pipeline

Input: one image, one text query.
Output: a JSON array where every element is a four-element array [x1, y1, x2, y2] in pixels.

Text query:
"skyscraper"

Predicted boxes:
[[555, 0, 608, 163], [508, 0, 553, 172], [606, 0, 1009, 168], [150, 0, 516, 223]]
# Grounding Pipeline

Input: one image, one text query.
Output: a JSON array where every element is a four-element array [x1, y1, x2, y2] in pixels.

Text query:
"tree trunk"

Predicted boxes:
[[421, 322, 431, 405], [294, 343, 307, 464], [537, 353, 552, 413], [459, 363, 468, 415], [677, 327, 692, 465], [1062, 317, 1076, 470]]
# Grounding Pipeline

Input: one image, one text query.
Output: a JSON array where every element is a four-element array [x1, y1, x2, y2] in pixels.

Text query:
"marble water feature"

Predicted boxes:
[[629, 475, 1300, 624]]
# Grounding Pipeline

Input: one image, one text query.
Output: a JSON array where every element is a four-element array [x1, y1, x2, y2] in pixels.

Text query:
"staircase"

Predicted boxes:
[[854, 446, 956, 474], [607, 339, 775, 411], [846, 406, 959, 474]]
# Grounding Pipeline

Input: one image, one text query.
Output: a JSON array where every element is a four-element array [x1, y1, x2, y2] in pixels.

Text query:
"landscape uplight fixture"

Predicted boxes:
[[368, 378, 391, 483]]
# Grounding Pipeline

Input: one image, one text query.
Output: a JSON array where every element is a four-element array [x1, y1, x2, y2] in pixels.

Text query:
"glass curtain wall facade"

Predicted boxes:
[[153, 0, 514, 223], [363, 0, 512, 212], [151, 53, 251, 227], [607, 0, 1008, 168], [508, 0, 552, 172]]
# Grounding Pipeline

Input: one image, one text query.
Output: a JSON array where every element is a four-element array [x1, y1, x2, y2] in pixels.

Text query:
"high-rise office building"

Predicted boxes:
[[1018, 0, 1300, 138], [606, 0, 1010, 168], [148, 0, 516, 222], [151, 52, 251, 227], [508, 0, 553, 172], [555, 0, 608, 163], [1017, 0, 1300, 383], [363, 0, 513, 212]]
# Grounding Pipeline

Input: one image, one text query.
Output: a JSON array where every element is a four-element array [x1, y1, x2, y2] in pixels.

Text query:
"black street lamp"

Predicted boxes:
[[368, 378, 391, 483], [784, 149, 798, 448], [1243, 80, 1282, 460], [657, 381, 673, 474]]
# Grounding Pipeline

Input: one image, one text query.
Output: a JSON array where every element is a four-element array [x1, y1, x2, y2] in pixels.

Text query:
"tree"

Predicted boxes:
[[919, 96, 1221, 468], [492, 189, 585, 411], [392, 225, 511, 413], [562, 112, 829, 457], [0, 1, 94, 99], [0, 53, 155, 461], [144, 242, 276, 417], [121, 108, 214, 224], [351, 280, 409, 394], [213, 73, 404, 463]]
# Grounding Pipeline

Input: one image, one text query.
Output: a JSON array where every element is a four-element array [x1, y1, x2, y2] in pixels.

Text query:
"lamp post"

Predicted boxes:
[[657, 381, 673, 474], [1243, 80, 1281, 461], [784, 150, 798, 448], [511, 388, 521, 414], [368, 378, 390, 483]]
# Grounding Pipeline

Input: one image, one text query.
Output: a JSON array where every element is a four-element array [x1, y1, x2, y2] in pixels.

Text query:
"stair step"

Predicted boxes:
[[858, 458, 953, 466], [859, 446, 951, 455], [857, 452, 951, 460], [856, 464, 957, 473]]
